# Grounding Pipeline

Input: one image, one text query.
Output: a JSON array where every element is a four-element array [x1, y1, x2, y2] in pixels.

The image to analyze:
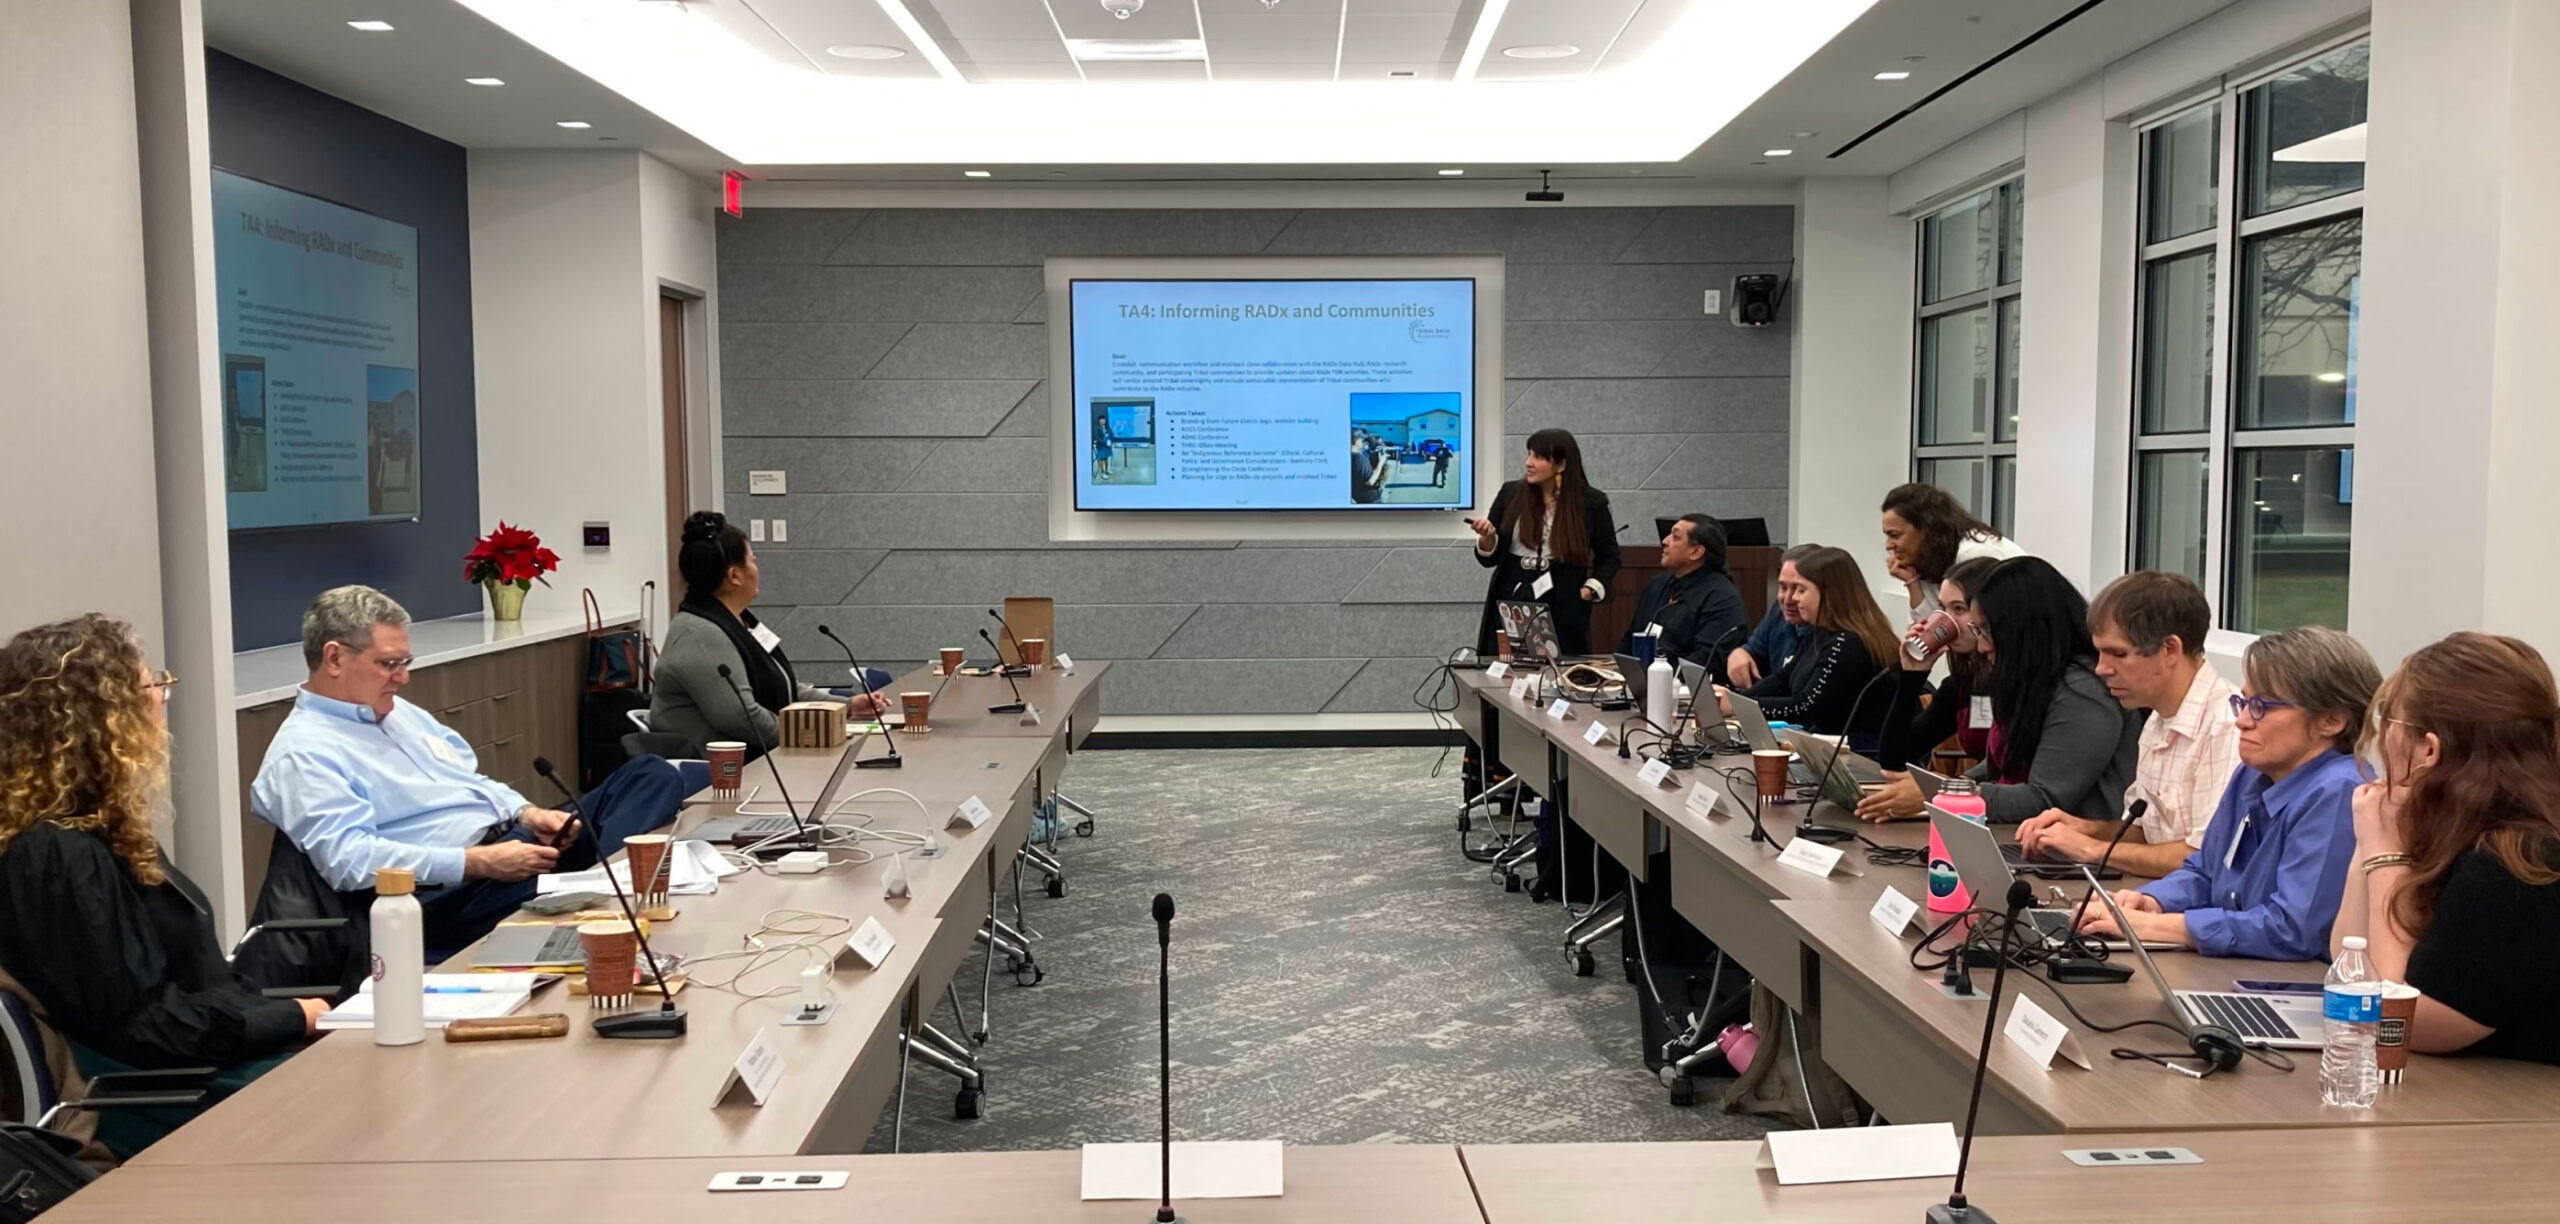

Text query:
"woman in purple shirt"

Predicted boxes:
[[2078, 626, 2381, 961]]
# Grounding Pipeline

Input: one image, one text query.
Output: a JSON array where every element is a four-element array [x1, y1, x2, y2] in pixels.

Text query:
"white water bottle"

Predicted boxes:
[[2320, 935, 2382, 1107], [1644, 654, 1675, 736], [370, 866, 425, 1047]]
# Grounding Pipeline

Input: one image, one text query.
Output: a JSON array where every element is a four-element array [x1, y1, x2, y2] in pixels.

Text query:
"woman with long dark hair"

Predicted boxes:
[[650, 511, 888, 757], [1471, 429, 1619, 658], [1872, 556, 2136, 825], [1712, 545, 1896, 736], [1856, 555, 2001, 819], [2332, 633, 2560, 1062], [1879, 483, 2024, 622]]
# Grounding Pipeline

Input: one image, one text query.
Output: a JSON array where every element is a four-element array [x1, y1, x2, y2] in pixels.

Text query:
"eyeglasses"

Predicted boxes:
[[145, 670, 178, 692], [370, 653, 416, 675], [2229, 694, 2297, 721]]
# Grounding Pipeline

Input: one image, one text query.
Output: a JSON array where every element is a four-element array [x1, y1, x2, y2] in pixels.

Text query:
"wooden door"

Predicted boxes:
[[659, 294, 688, 617]]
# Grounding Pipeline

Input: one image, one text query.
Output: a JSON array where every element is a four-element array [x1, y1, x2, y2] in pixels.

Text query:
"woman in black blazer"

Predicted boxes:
[[1471, 429, 1621, 657]]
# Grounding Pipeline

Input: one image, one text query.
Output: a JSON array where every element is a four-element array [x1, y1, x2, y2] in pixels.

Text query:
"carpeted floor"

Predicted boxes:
[[868, 746, 1776, 1152]]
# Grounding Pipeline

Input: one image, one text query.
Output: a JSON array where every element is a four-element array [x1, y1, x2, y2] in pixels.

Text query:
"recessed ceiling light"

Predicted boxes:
[[1792, 131, 1815, 138], [1048, 170, 1068, 177], [555, 120, 592, 129], [1438, 168, 1464, 176], [1502, 44, 1580, 60], [964, 170, 991, 178], [1874, 70, 1911, 80], [1065, 38, 1206, 61], [1763, 149, 1793, 157], [826, 44, 907, 60], [1389, 70, 1416, 78], [465, 77, 505, 87], [346, 20, 394, 32]]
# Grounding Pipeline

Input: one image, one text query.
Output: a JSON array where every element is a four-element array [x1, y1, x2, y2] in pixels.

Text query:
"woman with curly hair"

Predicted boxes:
[[0, 615, 320, 1157]]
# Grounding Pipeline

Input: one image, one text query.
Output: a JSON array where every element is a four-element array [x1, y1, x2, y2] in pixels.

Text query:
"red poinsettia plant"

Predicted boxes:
[[462, 522, 562, 589]]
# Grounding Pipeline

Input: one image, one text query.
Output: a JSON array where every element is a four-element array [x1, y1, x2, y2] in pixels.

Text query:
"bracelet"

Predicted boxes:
[[2362, 853, 2415, 875]]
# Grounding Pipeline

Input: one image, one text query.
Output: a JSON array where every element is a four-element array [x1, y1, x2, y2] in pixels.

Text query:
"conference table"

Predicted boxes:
[[1450, 665, 2560, 1133], [129, 663, 1110, 1168]]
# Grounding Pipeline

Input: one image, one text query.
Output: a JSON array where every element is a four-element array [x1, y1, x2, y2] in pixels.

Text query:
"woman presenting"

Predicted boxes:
[[1471, 428, 1619, 658]]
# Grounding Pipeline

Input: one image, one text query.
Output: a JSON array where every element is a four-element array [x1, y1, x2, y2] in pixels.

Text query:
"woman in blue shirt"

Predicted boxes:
[[2078, 626, 2381, 961]]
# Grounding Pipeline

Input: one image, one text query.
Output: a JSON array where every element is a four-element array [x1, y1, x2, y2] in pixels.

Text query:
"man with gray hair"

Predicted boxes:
[[252, 585, 682, 950]]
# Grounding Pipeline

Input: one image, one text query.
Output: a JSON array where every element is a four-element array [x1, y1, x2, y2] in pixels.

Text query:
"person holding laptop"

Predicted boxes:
[[2329, 633, 2560, 1063], [2016, 571, 2241, 874], [1622, 515, 1748, 679], [1710, 545, 1894, 737], [1470, 429, 1619, 658], [2076, 627, 2378, 961]]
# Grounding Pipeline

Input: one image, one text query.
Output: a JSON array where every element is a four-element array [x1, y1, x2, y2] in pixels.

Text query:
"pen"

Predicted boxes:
[[421, 985, 509, 994]]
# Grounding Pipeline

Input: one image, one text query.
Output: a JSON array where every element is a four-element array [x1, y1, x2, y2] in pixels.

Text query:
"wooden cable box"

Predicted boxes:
[[780, 701, 847, 748]]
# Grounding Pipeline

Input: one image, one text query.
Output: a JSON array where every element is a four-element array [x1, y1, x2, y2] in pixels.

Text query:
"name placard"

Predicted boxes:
[[1635, 758, 1673, 787], [948, 794, 995, 831], [712, 1028, 784, 1108], [836, 916, 896, 970]]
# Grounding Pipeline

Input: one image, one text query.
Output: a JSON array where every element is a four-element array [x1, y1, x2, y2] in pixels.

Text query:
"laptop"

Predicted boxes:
[[1928, 803, 2088, 950], [1729, 692, 1822, 788], [1907, 765, 2121, 881], [2084, 878, 2324, 1049], [1497, 600, 1562, 665], [473, 922, 584, 969], [689, 725, 871, 846], [1614, 653, 1650, 710]]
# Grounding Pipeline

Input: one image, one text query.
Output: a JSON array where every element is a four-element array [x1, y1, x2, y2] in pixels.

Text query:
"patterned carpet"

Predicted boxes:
[[868, 746, 1776, 1152]]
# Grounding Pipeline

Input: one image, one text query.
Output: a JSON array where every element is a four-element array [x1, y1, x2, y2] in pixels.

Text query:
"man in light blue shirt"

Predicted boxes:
[[253, 586, 682, 950]]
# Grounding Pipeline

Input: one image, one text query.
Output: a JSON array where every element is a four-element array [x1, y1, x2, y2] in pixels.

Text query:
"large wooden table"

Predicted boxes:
[[1450, 666, 2560, 1132]]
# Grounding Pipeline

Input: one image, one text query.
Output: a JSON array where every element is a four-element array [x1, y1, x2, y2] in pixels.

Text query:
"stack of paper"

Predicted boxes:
[[534, 839, 738, 897], [317, 973, 539, 1030]]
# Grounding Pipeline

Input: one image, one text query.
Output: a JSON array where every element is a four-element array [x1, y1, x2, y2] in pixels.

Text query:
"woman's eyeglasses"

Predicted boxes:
[[2228, 694, 2296, 721]]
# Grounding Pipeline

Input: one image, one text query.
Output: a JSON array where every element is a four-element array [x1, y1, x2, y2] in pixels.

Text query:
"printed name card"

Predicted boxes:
[[1776, 837, 1847, 878], [1870, 887, 1921, 936], [713, 1027, 784, 1108], [1484, 661, 1510, 681], [1583, 720, 1613, 746], [1019, 702, 1042, 726], [948, 794, 995, 831], [1754, 1123, 1958, 1187], [836, 916, 896, 970], [1635, 758, 1674, 788], [1545, 697, 1573, 721], [2002, 994, 2093, 1070], [1512, 677, 1540, 702], [1686, 781, 1725, 820], [1054, 653, 1074, 672]]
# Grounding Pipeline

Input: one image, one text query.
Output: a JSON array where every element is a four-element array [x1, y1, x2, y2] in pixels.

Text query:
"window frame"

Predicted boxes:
[[1912, 176, 2025, 535], [2127, 31, 2366, 631]]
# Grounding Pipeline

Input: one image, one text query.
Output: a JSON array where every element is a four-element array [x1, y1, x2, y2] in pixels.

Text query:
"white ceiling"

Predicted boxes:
[[202, 0, 2238, 184]]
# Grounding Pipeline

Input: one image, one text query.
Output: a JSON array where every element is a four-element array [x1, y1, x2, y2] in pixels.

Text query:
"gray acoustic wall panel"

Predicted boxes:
[[718, 205, 1792, 716]]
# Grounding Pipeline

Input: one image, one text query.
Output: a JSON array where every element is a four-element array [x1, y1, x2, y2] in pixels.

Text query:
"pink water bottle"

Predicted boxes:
[[1926, 776, 1984, 913]]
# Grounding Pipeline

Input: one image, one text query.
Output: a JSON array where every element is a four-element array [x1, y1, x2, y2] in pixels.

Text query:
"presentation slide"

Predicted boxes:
[[214, 169, 421, 530], [1068, 278, 1475, 511]]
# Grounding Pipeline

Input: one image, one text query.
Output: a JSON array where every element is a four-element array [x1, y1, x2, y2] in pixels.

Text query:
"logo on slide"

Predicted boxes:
[[1407, 320, 1454, 344]]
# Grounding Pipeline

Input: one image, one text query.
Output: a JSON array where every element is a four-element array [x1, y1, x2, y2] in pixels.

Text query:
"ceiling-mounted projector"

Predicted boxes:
[[1525, 170, 1564, 203]]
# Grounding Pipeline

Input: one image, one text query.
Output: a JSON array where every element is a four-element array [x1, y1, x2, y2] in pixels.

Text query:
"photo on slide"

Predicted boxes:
[[1348, 391, 1463, 506], [1089, 397, 1157, 487], [367, 365, 420, 519], [223, 355, 267, 493]]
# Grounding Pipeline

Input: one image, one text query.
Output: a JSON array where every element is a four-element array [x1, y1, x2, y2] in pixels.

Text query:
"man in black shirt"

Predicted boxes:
[[1350, 434, 1384, 504], [1625, 515, 1749, 681]]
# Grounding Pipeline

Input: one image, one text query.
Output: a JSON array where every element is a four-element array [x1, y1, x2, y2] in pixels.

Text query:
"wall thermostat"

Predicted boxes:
[[582, 521, 610, 549]]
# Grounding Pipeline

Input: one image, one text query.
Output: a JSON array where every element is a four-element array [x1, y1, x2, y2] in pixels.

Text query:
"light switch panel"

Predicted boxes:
[[749, 519, 766, 542]]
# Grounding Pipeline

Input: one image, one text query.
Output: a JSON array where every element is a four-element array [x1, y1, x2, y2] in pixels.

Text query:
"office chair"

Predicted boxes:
[[1, 987, 212, 1138]]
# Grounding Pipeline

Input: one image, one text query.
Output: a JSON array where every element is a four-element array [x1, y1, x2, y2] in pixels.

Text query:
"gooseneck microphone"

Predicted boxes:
[[817, 623, 901, 770], [717, 663, 816, 850], [533, 757, 686, 1039], [1799, 668, 1894, 845], [978, 628, 1029, 715], [985, 608, 1034, 678], [1152, 893, 1179, 1224], [1929, 877, 2035, 1224]]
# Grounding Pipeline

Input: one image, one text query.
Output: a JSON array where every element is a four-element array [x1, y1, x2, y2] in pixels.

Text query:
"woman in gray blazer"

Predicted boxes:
[[651, 511, 888, 758], [1959, 556, 2143, 826]]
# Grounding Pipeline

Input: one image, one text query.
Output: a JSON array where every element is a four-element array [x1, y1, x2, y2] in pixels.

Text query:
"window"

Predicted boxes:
[[1913, 179, 2023, 535], [2131, 38, 2364, 633]]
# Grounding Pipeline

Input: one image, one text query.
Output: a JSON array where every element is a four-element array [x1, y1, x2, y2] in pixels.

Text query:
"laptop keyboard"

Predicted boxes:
[[2025, 910, 2075, 945], [2186, 993, 2296, 1041]]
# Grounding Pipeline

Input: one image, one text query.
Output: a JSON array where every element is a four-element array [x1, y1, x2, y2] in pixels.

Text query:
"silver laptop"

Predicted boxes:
[[689, 725, 871, 845], [1783, 726, 1891, 810], [2084, 877, 2324, 1050], [1928, 803, 2088, 950], [1727, 690, 1783, 752]]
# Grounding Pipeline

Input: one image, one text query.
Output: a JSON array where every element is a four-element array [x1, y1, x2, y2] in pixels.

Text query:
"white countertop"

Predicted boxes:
[[233, 604, 638, 710]]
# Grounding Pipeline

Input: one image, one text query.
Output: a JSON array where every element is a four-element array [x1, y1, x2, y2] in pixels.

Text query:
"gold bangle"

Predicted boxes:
[[2362, 853, 2415, 876]]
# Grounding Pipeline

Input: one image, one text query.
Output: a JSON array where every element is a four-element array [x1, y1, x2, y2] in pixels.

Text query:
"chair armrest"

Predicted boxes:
[[257, 986, 341, 1000], [253, 918, 350, 933], [64, 1091, 207, 1112]]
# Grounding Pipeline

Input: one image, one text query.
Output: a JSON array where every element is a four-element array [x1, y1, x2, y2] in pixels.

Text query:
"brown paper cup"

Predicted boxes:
[[2379, 982, 2420, 1083], [1753, 749, 1792, 798], [578, 920, 637, 1008], [706, 741, 746, 799], [622, 834, 672, 905], [939, 646, 966, 675], [901, 691, 932, 731], [1019, 637, 1047, 666]]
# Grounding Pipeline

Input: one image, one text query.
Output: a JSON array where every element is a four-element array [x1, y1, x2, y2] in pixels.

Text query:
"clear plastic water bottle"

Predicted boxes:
[[2321, 935, 2383, 1107]]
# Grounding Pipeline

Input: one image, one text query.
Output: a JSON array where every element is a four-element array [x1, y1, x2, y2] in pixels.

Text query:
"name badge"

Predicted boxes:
[[713, 1028, 785, 1108], [751, 622, 783, 654], [1636, 758, 1674, 787], [1645, 622, 1665, 639], [1584, 720, 1612, 746], [1545, 698, 1572, 721], [1531, 572, 1555, 599], [427, 737, 463, 767], [1485, 661, 1511, 680], [1970, 695, 1995, 728]]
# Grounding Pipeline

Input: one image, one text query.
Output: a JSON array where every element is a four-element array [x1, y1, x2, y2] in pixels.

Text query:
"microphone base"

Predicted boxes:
[[1152, 1212, 1183, 1224], [1925, 1203, 1996, 1224], [854, 754, 905, 770], [594, 1008, 688, 1040], [988, 702, 1027, 714], [1793, 822, 1856, 845], [1000, 664, 1036, 678]]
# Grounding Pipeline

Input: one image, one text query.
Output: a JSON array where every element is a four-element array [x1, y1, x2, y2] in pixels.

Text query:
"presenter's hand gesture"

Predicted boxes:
[[1468, 517, 1499, 551]]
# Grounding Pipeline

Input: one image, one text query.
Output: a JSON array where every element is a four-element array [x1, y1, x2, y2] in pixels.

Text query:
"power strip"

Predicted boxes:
[[2062, 1147, 2202, 1167], [708, 1171, 848, 1191]]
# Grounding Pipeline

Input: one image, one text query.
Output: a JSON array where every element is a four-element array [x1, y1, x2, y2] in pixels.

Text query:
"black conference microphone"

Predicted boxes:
[[984, 608, 1035, 678], [1151, 893, 1180, 1224], [1798, 668, 1894, 845], [978, 628, 1028, 715], [1928, 876, 2035, 1224], [716, 663, 817, 851], [533, 757, 686, 1039], [816, 624, 901, 770], [2050, 799, 2146, 983]]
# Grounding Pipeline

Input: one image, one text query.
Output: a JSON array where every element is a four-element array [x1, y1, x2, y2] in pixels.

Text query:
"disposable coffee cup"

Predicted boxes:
[[938, 646, 965, 675], [1752, 749, 1791, 798], [706, 741, 746, 799], [2379, 982, 2420, 1083], [1020, 637, 1048, 667], [901, 690, 932, 731], [578, 920, 638, 1009], [622, 834, 672, 905]]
